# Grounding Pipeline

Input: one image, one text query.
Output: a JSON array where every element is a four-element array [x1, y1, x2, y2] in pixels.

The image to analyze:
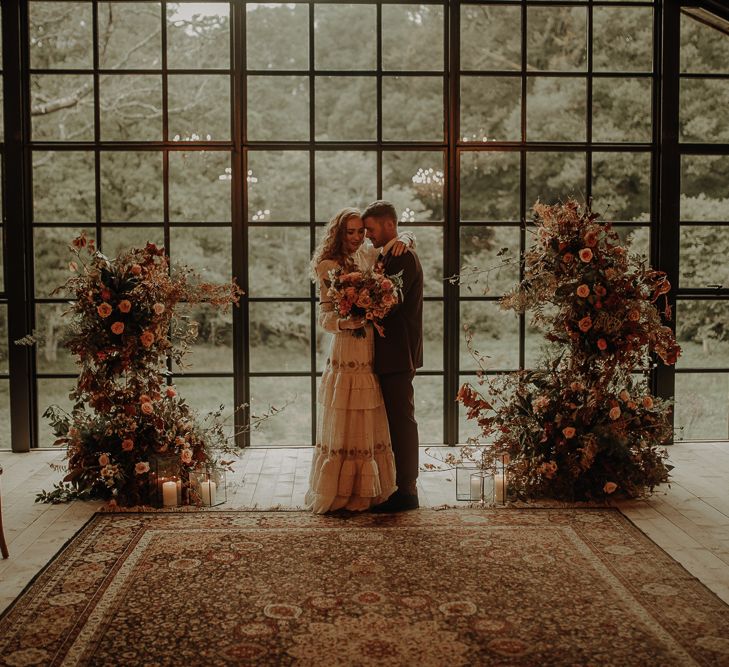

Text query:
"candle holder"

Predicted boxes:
[[189, 464, 226, 507], [151, 455, 184, 508], [456, 465, 494, 502]]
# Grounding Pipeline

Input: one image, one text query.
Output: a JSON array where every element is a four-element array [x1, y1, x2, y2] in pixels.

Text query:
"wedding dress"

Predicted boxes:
[[305, 244, 397, 513]]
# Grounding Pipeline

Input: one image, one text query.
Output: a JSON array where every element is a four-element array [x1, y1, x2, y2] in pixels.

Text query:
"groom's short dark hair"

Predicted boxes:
[[362, 200, 398, 224]]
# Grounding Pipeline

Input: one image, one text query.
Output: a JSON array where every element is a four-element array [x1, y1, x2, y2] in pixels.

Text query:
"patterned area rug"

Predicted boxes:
[[1, 509, 728, 666]]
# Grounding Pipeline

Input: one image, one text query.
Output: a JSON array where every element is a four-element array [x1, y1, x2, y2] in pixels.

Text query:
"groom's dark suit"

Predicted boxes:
[[374, 248, 423, 497]]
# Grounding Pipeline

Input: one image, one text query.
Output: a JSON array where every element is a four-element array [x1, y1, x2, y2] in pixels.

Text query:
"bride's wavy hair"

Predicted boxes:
[[310, 207, 362, 280]]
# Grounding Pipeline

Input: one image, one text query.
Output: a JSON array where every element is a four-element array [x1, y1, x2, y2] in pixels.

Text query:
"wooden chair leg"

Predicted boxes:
[[0, 470, 8, 559]]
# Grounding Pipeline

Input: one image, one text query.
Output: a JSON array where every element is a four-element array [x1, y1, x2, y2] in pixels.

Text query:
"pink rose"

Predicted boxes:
[[603, 481, 618, 494], [180, 449, 193, 464], [141, 402, 154, 415], [642, 396, 654, 409], [140, 394, 152, 404], [121, 438, 134, 452], [135, 462, 150, 475], [380, 279, 393, 291], [153, 303, 165, 315], [140, 331, 155, 348], [111, 321, 125, 335], [118, 300, 132, 313], [584, 231, 599, 248], [576, 284, 590, 298], [579, 248, 593, 263], [578, 316, 592, 333], [166, 386, 177, 398]]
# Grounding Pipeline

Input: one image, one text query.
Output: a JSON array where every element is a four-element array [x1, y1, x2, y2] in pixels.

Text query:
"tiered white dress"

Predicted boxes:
[[305, 247, 397, 513]]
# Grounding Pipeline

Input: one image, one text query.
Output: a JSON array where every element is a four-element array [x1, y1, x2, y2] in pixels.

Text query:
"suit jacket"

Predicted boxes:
[[374, 249, 424, 375]]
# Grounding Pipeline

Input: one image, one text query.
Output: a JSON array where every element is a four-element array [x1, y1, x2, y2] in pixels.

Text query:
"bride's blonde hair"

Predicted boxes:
[[310, 207, 362, 280]]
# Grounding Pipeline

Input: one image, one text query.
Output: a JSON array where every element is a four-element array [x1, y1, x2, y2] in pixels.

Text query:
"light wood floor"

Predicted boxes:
[[1, 442, 728, 614]]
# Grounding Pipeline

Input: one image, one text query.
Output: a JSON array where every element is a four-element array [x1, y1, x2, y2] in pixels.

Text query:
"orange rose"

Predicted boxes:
[[135, 462, 150, 475], [166, 386, 177, 398], [111, 321, 125, 335], [98, 454, 109, 467], [97, 303, 113, 318], [121, 438, 134, 452], [119, 300, 132, 313], [562, 426, 576, 439], [380, 279, 393, 291], [597, 338, 608, 351], [576, 284, 590, 298], [153, 303, 165, 315], [642, 396, 654, 409], [579, 248, 593, 263], [628, 309, 640, 322], [609, 406, 621, 420], [594, 285, 606, 297], [141, 402, 154, 415], [131, 264, 143, 275], [140, 331, 155, 348], [140, 394, 152, 404], [603, 481, 618, 494], [578, 316, 593, 333], [562, 252, 574, 264], [584, 231, 599, 247], [619, 390, 630, 402], [180, 449, 193, 464]]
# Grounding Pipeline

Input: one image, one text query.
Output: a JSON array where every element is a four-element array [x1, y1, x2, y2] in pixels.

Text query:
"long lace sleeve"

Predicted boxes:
[[316, 260, 341, 334]]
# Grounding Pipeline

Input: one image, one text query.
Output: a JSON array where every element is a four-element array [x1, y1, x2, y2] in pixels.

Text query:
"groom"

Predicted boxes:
[[362, 200, 424, 512]]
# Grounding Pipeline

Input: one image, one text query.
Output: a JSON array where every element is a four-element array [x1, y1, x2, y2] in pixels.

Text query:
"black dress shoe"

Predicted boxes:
[[370, 491, 419, 513]]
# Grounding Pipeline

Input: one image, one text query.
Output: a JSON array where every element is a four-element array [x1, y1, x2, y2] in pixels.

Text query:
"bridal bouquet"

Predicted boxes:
[[327, 265, 403, 337]]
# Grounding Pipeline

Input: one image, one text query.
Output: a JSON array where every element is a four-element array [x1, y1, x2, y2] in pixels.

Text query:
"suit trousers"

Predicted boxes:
[[378, 371, 419, 496]]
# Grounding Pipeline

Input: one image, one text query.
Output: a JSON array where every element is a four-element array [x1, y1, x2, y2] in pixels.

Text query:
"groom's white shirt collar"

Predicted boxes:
[[380, 237, 399, 257]]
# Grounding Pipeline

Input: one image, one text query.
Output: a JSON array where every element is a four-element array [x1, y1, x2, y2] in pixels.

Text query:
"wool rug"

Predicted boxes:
[[0, 509, 728, 666]]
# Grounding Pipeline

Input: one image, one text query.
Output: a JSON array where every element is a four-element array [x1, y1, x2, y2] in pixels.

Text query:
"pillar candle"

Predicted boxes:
[[470, 475, 483, 501], [494, 473, 506, 503], [201, 480, 217, 506], [162, 481, 178, 507]]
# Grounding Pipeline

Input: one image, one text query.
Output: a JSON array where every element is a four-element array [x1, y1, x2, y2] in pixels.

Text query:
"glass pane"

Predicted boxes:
[[676, 301, 729, 369], [37, 378, 76, 447], [173, 377, 234, 437], [460, 5, 521, 72], [592, 152, 651, 222], [525, 308, 550, 368], [249, 302, 310, 372], [314, 151, 376, 221], [166, 2, 230, 69], [680, 155, 729, 222], [0, 382, 9, 450], [169, 227, 231, 285], [98, 2, 162, 69], [382, 4, 444, 71], [382, 76, 443, 141], [526, 152, 585, 208], [592, 78, 652, 143], [675, 373, 729, 441], [408, 226, 443, 297], [33, 151, 96, 222], [247, 76, 309, 141], [459, 226, 520, 296], [615, 225, 649, 260], [681, 13, 729, 75], [168, 75, 230, 141], [0, 305, 7, 374], [99, 75, 163, 141], [314, 5, 376, 71], [250, 376, 310, 446], [422, 301, 443, 372], [246, 4, 309, 70], [679, 227, 729, 290], [101, 152, 164, 222], [383, 151, 444, 221], [169, 151, 231, 223], [414, 375, 443, 445], [460, 301, 519, 370], [680, 79, 729, 143], [0, 233, 4, 292], [460, 76, 521, 142], [31, 75, 95, 141], [101, 226, 164, 259], [458, 375, 486, 444], [315, 77, 377, 141], [33, 227, 95, 298], [593, 8, 653, 73], [527, 77, 586, 141], [30, 1, 93, 69], [526, 7, 587, 71], [460, 152, 520, 222], [248, 151, 310, 222], [35, 303, 77, 374], [248, 227, 311, 298], [0, 85, 3, 142], [174, 303, 233, 374]]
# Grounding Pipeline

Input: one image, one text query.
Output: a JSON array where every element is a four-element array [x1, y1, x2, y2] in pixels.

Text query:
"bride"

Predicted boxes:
[[305, 207, 412, 513]]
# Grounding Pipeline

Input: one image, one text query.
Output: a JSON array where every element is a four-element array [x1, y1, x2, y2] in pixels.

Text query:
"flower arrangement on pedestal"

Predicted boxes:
[[39, 234, 246, 506], [456, 200, 681, 501]]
